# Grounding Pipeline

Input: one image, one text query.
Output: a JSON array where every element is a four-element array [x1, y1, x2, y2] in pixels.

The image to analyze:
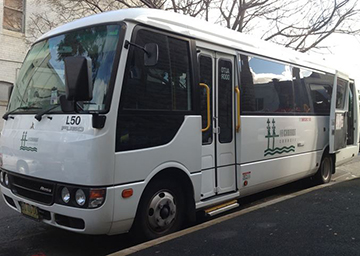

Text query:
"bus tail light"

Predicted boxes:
[[89, 188, 106, 208]]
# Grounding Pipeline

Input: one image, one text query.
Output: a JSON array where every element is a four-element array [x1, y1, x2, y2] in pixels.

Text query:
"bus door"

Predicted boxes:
[[199, 49, 237, 199], [329, 72, 350, 154]]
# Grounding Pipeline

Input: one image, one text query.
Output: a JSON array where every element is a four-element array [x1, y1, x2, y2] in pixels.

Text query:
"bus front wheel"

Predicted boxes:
[[132, 178, 185, 240], [314, 153, 333, 184]]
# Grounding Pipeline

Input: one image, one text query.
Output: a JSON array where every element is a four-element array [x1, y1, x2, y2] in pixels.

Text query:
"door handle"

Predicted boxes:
[[200, 83, 211, 132], [235, 86, 240, 132]]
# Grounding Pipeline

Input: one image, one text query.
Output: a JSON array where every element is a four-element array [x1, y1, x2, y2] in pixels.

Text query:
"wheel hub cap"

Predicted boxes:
[[148, 191, 176, 231]]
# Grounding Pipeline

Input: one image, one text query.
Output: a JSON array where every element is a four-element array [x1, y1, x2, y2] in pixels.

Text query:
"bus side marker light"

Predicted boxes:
[[122, 189, 133, 198]]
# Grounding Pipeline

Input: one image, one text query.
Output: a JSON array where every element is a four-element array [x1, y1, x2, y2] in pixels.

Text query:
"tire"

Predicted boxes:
[[132, 178, 185, 241], [314, 153, 333, 184]]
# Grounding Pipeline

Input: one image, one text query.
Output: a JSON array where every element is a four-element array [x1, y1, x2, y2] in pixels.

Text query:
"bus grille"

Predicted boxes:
[[9, 174, 55, 205]]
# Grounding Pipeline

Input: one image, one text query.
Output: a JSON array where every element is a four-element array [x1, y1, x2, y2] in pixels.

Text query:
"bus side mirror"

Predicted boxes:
[[64, 56, 93, 101], [144, 43, 159, 66]]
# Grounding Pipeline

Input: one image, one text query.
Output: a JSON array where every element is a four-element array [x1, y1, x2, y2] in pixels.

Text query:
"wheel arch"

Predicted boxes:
[[137, 164, 196, 223]]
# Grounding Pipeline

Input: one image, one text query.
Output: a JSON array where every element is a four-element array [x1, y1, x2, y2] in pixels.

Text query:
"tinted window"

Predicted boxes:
[[121, 29, 191, 111], [336, 78, 347, 109], [218, 59, 233, 143], [199, 55, 213, 144], [292, 68, 311, 113], [117, 29, 193, 152], [302, 70, 333, 114], [240, 55, 294, 114], [347, 84, 354, 145]]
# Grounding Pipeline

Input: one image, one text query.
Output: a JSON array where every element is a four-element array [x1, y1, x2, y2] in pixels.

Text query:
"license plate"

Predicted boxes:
[[20, 202, 39, 220]]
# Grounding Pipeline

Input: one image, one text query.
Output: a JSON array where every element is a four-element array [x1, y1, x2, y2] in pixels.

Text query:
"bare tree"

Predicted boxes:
[[217, 0, 360, 52], [28, 0, 126, 41], [28, 0, 209, 40], [165, 0, 215, 20], [28, 0, 360, 53]]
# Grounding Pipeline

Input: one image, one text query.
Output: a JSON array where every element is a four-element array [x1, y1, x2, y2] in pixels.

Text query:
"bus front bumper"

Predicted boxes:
[[0, 184, 116, 235]]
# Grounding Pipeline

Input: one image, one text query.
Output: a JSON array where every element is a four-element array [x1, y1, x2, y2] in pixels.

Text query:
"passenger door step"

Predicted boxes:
[[204, 200, 239, 216]]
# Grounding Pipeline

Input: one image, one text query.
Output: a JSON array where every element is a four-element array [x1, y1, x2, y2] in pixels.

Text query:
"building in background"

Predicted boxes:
[[0, 0, 39, 130]]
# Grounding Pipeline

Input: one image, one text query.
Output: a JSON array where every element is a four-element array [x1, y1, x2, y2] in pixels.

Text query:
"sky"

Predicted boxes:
[[320, 34, 360, 83]]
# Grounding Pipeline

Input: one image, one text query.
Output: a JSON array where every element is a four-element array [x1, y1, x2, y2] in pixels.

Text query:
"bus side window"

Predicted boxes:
[[292, 67, 312, 113], [199, 55, 213, 145], [121, 29, 192, 111], [301, 70, 333, 115], [336, 78, 347, 110], [240, 55, 293, 114], [116, 28, 193, 152]]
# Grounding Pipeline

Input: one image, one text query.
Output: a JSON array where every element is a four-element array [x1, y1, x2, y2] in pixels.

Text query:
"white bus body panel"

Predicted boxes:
[[0, 115, 114, 186], [237, 115, 326, 196], [113, 116, 202, 184], [110, 116, 202, 234]]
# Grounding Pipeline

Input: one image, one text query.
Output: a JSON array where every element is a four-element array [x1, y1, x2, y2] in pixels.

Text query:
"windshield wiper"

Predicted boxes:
[[3, 106, 41, 121], [35, 104, 60, 121]]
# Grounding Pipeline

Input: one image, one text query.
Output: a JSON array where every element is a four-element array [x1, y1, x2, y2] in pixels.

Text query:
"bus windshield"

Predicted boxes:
[[8, 24, 123, 114]]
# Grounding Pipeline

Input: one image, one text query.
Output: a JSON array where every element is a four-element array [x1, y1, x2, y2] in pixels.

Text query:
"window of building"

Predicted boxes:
[[3, 0, 25, 33]]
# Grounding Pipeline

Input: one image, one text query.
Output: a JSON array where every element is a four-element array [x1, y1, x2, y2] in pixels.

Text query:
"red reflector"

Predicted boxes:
[[89, 189, 105, 199], [122, 189, 133, 198]]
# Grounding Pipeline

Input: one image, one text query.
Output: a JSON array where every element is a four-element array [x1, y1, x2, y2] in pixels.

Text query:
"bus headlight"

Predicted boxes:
[[61, 187, 70, 204], [4, 173, 9, 187], [0, 171, 3, 184], [56, 184, 106, 208], [75, 189, 86, 206]]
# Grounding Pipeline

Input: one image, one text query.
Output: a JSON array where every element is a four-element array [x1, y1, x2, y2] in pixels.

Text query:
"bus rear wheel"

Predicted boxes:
[[314, 153, 333, 184], [132, 179, 185, 241]]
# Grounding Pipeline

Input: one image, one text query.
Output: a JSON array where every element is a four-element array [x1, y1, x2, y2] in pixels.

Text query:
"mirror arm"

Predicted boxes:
[[92, 113, 106, 129], [124, 40, 149, 56]]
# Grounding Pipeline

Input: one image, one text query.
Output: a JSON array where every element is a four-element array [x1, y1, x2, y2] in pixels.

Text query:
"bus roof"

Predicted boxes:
[[37, 8, 340, 75]]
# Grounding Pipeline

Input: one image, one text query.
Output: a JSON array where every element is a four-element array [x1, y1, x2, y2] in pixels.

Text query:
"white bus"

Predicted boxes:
[[0, 9, 359, 240]]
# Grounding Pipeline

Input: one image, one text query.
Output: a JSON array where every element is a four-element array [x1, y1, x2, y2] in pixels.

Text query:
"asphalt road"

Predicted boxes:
[[1, 156, 360, 256], [130, 177, 360, 256]]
